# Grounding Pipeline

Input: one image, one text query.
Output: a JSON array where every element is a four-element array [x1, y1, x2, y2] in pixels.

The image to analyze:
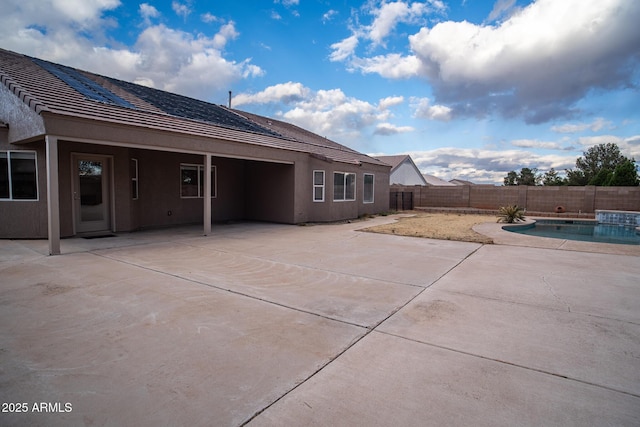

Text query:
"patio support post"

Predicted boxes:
[[203, 153, 212, 236], [46, 135, 61, 255]]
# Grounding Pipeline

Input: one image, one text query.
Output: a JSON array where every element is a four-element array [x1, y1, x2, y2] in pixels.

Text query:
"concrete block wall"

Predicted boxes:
[[391, 185, 640, 213]]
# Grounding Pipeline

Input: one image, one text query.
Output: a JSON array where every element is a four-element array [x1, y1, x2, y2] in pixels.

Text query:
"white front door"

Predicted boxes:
[[73, 154, 112, 234]]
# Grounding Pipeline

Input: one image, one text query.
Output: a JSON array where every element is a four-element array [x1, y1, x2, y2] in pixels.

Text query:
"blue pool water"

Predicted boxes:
[[504, 220, 640, 245]]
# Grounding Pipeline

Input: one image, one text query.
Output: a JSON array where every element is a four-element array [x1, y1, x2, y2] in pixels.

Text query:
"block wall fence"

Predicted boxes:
[[390, 185, 640, 214]]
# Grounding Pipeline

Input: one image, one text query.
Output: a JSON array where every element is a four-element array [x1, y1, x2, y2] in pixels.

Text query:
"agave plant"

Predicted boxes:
[[497, 205, 525, 223]]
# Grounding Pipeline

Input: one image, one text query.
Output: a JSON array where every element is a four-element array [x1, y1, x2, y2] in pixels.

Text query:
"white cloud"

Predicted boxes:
[[351, 53, 420, 78], [378, 96, 404, 110], [234, 83, 395, 141], [329, 35, 359, 62], [510, 139, 567, 150], [486, 0, 517, 22], [367, 1, 429, 46], [411, 97, 452, 121], [213, 21, 239, 48], [171, 1, 191, 20], [233, 82, 311, 106], [140, 3, 160, 25], [408, 0, 640, 123], [551, 117, 615, 134], [374, 123, 415, 135], [275, 0, 299, 6], [201, 12, 222, 24], [50, 0, 121, 24], [328, 1, 444, 65], [322, 9, 338, 23]]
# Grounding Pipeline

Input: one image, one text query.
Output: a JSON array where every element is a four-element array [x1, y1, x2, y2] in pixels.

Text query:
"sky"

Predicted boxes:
[[1, 0, 639, 184]]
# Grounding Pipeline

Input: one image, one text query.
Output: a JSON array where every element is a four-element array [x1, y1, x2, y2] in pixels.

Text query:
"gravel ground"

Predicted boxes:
[[362, 212, 496, 244]]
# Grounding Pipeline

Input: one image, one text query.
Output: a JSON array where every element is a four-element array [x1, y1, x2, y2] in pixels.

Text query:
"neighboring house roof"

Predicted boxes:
[[375, 154, 428, 186], [375, 155, 409, 170], [0, 48, 387, 167], [449, 179, 476, 185], [423, 174, 455, 186]]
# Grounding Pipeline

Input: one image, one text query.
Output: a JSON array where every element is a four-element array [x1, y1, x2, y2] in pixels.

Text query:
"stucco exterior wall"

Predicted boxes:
[[0, 82, 46, 143], [0, 137, 48, 238], [1, 113, 391, 238]]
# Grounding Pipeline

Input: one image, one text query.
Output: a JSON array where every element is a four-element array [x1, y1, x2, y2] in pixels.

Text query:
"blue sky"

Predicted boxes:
[[2, 0, 639, 184]]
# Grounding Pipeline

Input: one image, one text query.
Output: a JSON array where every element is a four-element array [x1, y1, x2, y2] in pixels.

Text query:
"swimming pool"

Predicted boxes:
[[503, 219, 640, 245]]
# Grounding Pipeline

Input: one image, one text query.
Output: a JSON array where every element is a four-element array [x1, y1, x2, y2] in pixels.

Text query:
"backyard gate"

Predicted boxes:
[[390, 191, 414, 211]]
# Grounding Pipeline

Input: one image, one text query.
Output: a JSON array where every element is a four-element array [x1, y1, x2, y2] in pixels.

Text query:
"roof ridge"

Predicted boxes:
[[0, 73, 50, 114]]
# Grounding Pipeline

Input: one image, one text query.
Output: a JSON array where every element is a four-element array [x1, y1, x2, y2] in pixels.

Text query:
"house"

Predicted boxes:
[[0, 48, 390, 254], [375, 155, 427, 186]]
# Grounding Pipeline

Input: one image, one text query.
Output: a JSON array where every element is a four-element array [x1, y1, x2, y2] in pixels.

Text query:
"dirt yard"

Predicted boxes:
[[363, 212, 496, 244]]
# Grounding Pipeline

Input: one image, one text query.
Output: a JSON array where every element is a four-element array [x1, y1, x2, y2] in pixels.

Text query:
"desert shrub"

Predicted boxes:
[[497, 205, 525, 223]]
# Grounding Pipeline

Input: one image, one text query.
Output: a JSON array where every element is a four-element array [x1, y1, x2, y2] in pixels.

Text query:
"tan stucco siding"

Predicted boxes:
[[0, 82, 46, 143]]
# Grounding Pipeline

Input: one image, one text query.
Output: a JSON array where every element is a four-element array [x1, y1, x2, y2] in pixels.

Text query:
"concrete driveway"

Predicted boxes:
[[1, 216, 639, 426]]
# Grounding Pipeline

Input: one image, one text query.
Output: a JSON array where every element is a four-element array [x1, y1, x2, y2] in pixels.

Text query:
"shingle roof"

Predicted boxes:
[[374, 155, 410, 171], [0, 48, 387, 167], [423, 174, 455, 186]]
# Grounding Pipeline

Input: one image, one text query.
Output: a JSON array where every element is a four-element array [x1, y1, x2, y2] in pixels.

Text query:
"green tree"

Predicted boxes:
[[565, 168, 587, 186], [518, 167, 540, 185], [608, 159, 640, 186], [542, 168, 567, 186], [567, 142, 634, 185], [503, 168, 540, 186], [503, 170, 518, 186], [589, 168, 614, 186]]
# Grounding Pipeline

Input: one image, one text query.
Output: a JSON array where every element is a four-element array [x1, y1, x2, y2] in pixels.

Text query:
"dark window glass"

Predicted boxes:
[[8, 152, 37, 200], [0, 153, 8, 199], [181, 165, 199, 197], [364, 174, 374, 203], [333, 172, 345, 201]]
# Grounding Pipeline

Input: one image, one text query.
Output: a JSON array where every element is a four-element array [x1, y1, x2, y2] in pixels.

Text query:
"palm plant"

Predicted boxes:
[[497, 205, 525, 223]]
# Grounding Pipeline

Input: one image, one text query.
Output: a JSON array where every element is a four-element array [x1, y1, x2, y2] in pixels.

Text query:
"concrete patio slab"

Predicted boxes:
[[97, 239, 423, 328], [427, 244, 640, 323], [379, 287, 640, 396], [248, 332, 639, 427], [0, 250, 366, 426], [1, 216, 639, 426]]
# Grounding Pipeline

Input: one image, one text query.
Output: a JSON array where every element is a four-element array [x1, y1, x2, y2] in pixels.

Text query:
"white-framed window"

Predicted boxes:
[[333, 171, 356, 201], [313, 170, 325, 202], [131, 158, 139, 200], [180, 164, 217, 198], [0, 151, 38, 200], [363, 173, 374, 203]]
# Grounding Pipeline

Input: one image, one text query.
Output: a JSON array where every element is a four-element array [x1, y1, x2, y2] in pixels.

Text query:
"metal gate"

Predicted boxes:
[[390, 191, 414, 210]]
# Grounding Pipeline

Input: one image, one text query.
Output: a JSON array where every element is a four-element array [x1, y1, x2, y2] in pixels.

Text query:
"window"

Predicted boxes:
[[363, 173, 374, 203], [131, 158, 139, 200], [0, 151, 38, 200], [313, 170, 325, 202], [333, 172, 356, 201], [180, 164, 216, 198]]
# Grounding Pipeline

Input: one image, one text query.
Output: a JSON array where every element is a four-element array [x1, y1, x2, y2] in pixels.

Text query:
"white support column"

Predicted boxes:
[[203, 154, 212, 236], [46, 135, 61, 255]]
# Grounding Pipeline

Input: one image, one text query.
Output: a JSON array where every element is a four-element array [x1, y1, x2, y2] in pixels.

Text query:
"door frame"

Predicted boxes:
[[71, 153, 115, 235]]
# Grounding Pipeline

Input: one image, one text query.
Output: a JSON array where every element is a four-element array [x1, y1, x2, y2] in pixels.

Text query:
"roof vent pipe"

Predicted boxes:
[[228, 90, 232, 109]]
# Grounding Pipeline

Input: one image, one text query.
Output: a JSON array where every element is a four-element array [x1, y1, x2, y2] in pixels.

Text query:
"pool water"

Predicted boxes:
[[504, 220, 640, 245]]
